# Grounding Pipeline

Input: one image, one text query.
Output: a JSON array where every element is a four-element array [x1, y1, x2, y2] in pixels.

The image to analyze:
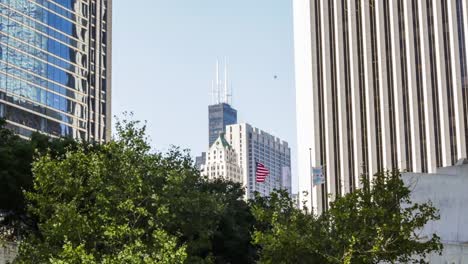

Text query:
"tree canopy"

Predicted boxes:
[[1, 118, 442, 263], [14, 119, 256, 263], [251, 171, 443, 264]]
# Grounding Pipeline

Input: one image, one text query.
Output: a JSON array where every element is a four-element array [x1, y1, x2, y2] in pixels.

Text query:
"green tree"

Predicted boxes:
[[15, 119, 187, 263], [0, 119, 85, 214], [0, 119, 33, 213], [251, 190, 327, 264], [0, 119, 90, 241], [14, 118, 257, 263], [200, 179, 257, 263], [252, 171, 442, 264]]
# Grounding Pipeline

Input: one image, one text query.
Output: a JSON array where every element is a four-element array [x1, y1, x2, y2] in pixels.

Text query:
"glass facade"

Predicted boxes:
[[208, 103, 237, 146], [0, 0, 111, 141]]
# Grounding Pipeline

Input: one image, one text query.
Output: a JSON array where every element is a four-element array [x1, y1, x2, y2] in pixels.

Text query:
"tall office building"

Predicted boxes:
[[226, 123, 291, 199], [0, 0, 112, 142], [294, 0, 468, 213], [208, 59, 237, 146], [195, 60, 237, 169], [208, 103, 237, 146]]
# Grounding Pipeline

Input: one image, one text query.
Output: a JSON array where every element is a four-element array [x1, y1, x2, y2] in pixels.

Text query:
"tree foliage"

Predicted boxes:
[[14, 118, 256, 263], [0, 119, 83, 213], [1, 117, 443, 263], [0, 119, 83, 242], [251, 190, 327, 264], [0, 118, 34, 213], [251, 171, 443, 264]]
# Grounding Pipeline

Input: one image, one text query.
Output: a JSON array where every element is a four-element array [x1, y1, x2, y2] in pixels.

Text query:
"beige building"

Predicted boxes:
[[201, 134, 242, 183], [294, 0, 468, 213]]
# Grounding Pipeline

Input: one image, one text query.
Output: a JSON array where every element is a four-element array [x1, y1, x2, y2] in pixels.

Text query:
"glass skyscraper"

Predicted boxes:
[[0, 0, 111, 142], [208, 102, 237, 146]]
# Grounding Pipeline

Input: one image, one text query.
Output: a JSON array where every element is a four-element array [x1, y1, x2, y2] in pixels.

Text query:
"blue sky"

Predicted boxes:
[[112, 0, 297, 191]]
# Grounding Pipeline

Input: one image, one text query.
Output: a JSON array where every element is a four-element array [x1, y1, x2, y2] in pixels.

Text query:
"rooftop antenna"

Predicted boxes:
[[224, 57, 228, 104], [211, 80, 215, 104], [230, 82, 233, 106], [216, 59, 220, 104]]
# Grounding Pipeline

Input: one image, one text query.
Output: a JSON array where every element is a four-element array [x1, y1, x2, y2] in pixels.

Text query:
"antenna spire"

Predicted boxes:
[[210, 58, 232, 105], [224, 57, 228, 104], [211, 80, 215, 104], [216, 59, 220, 104]]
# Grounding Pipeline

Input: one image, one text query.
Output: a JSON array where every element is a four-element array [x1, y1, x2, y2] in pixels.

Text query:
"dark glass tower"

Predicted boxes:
[[0, 0, 112, 142], [208, 103, 237, 146]]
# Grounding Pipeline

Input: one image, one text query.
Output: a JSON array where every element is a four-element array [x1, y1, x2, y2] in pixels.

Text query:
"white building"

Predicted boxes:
[[294, 0, 468, 214], [403, 163, 468, 263], [225, 123, 291, 199], [291, 193, 301, 209], [201, 134, 242, 183]]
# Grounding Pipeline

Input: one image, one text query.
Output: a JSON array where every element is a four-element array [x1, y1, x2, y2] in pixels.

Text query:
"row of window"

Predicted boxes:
[[205, 164, 241, 173], [0, 61, 87, 104], [1, 101, 86, 138], [0, 13, 87, 61], [35, 0, 88, 21], [0, 75, 87, 119], [3, 0, 86, 39], [0, 42, 87, 91], [2, 34, 87, 74], [1, 93, 86, 128], [0, 3, 87, 48]]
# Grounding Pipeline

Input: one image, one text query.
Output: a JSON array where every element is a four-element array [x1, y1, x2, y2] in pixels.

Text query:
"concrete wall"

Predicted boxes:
[[423, 243, 468, 264], [403, 164, 468, 263], [0, 242, 17, 264]]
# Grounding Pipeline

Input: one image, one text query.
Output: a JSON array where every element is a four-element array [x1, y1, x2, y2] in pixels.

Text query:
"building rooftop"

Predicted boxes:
[[211, 133, 232, 149]]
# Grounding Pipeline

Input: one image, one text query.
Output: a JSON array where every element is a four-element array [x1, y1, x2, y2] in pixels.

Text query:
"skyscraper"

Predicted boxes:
[[226, 123, 291, 199], [294, 0, 468, 213], [0, 0, 112, 142], [208, 102, 237, 146], [208, 59, 236, 147]]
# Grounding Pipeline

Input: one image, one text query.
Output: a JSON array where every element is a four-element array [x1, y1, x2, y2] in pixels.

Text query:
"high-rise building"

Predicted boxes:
[[201, 134, 242, 183], [208, 59, 236, 147], [226, 123, 291, 199], [0, 0, 112, 142], [195, 59, 236, 169], [294, 0, 468, 213], [194, 152, 206, 170], [208, 103, 237, 146]]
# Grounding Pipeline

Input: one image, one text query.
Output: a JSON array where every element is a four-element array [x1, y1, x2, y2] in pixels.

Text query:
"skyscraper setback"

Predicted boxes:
[[294, 0, 468, 213], [0, 0, 112, 142]]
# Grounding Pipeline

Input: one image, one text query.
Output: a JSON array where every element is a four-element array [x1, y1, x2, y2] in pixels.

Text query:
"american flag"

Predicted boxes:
[[256, 162, 270, 183]]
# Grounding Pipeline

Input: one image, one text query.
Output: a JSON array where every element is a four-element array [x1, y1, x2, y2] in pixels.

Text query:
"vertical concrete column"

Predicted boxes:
[[432, 0, 452, 167], [347, 0, 364, 189], [403, 0, 422, 172], [447, 0, 467, 160], [389, 0, 407, 171], [418, 0, 437, 172], [361, 0, 378, 176], [375, 0, 392, 171]]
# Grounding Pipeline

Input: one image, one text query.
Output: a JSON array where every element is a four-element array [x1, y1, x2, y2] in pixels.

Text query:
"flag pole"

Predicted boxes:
[[309, 148, 314, 214]]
